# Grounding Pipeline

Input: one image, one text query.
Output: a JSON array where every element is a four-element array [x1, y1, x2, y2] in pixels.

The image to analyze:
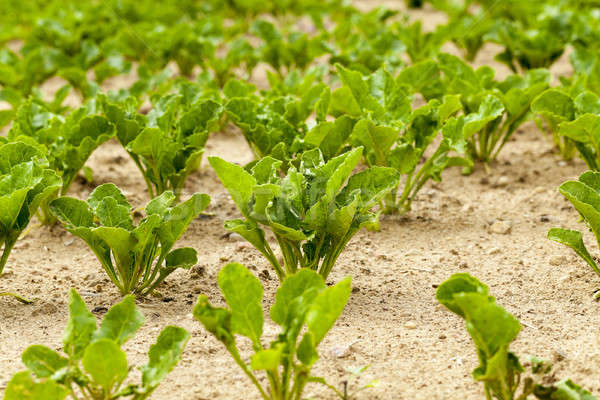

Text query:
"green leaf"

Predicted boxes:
[[452, 291, 521, 357], [548, 228, 600, 277], [305, 116, 355, 160], [63, 289, 95, 360], [82, 339, 128, 390], [88, 183, 131, 212], [335, 64, 383, 115], [4, 371, 68, 400], [436, 273, 490, 317], [193, 295, 235, 346], [558, 180, 600, 244], [95, 197, 134, 229], [158, 193, 210, 250], [141, 326, 190, 390], [305, 276, 352, 345], [146, 191, 176, 216], [21, 346, 68, 378], [250, 348, 282, 371], [209, 156, 256, 217], [93, 227, 135, 270], [463, 95, 505, 139], [49, 197, 94, 228], [93, 295, 144, 346], [270, 269, 325, 326], [296, 332, 319, 366], [217, 263, 263, 346], [551, 379, 598, 400], [350, 119, 397, 166], [338, 166, 400, 209], [531, 90, 575, 125]]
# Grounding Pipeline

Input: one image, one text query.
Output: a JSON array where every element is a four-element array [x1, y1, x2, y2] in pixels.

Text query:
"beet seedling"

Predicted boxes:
[[4, 290, 189, 400], [210, 147, 399, 281], [549, 171, 600, 297], [8, 99, 115, 224], [0, 141, 61, 277], [50, 183, 210, 295], [437, 273, 597, 400], [194, 263, 352, 400]]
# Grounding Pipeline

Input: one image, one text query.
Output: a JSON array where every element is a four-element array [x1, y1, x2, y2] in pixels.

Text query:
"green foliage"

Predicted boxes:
[[437, 273, 597, 400], [329, 7, 404, 74], [224, 69, 328, 161], [549, 171, 600, 290], [421, 54, 551, 166], [251, 20, 329, 75], [331, 64, 471, 213], [0, 141, 61, 275], [531, 88, 591, 161], [50, 183, 210, 295], [194, 263, 352, 400], [4, 289, 189, 400], [486, 20, 567, 72], [102, 93, 222, 198], [209, 148, 399, 280], [9, 99, 115, 224]]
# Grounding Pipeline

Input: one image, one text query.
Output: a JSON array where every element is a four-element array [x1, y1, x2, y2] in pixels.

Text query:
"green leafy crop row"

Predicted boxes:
[[2, 0, 600, 398]]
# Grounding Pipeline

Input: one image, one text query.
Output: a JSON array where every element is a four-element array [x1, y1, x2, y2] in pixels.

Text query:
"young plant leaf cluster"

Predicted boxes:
[[194, 263, 352, 400], [102, 94, 222, 198], [8, 99, 115, 224], [50, 183, 210, 295], [437, 273, 597, 400], [5, 290, 189, 400], [330, 64, 473, 212], [549, 171, 600, 295], [209, 148, 399, 280], [0, 141, 61, 276], [408, 54, 551, 166]]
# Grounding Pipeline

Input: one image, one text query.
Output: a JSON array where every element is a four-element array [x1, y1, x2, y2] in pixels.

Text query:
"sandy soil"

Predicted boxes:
[[2, 2, 600, 399]]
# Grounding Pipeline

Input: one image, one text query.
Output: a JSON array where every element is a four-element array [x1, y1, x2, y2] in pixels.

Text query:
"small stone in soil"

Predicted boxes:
[[490, 220, 511, 234], [405, 321, 418, 329]]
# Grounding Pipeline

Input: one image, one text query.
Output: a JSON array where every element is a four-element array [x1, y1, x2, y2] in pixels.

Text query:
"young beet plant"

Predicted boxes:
[[209, 147, 399, 281], [431, 54, 550, 166], [548, 171, 600, 296], [0, 141, 61, 302], [194, 263, 352, 400], [9, 99, 115, 224], [330, 64, 471, 213], [102, 93, 222, 199], [530, 88, 595, 161], [50, 183, 210, 295], [5, 290, 189, 400], [554, 91, 600, 170], [437, 273, 597, 400]]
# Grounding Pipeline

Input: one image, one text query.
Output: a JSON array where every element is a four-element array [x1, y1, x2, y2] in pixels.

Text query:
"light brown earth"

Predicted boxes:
[[1, 2, 600, 399]]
